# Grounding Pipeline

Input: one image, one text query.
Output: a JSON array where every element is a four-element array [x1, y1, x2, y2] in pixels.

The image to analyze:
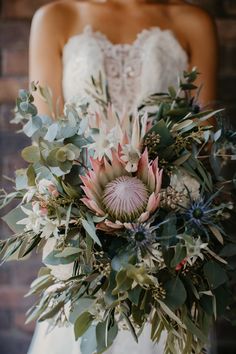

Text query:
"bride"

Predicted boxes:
[[28, 0, 218, 353]]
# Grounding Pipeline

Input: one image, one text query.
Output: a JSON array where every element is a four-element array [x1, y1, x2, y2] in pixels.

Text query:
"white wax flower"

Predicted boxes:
[[41, 219, 60, 239], [22, 186, 37, 203], [179, 235, 208, 265], [17, 203, 44, 234]]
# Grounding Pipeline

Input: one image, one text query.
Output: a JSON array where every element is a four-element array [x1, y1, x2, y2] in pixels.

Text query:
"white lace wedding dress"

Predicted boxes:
[[28, 25, 188, 354]]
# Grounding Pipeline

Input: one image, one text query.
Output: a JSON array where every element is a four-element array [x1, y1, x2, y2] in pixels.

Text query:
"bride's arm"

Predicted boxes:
[[29, 4, 68, 116], [183, 6, 219, 107]]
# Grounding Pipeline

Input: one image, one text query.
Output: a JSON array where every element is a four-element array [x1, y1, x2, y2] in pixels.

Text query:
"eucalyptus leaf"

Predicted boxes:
[[47, 148, 61, 166], [26, 299, 49, 324], [161, 213, 177, 246], [220, 244, 236, 258], [128, 286, 142, 306], [50, 166, 69, 177], [173, 153, 191, 166], [200, 294, 214, 316], [39, 86, 54, 113], [62, 181, 81, 198], [26, 165, 36, 186], [55, 247, 79, 258], [168, 86, 177, 99], [183, 316, 207, 343], [39, 301, 64, 321], [208, 225, 224, 244], [203, 261, 228, 289], [23, 117, 42, 137], [2, 205, 27, 233], [214, 285, 231, 316], [44, 123, 58, 142], [15, 169, 28, 190], [22, 146, 41, 163], [158, 300, 185, 328], [81, 219, 102, 246], [111, 250, 136, 272], [0, 239, 22, 264], [43, 250, 78, 265], [121, 311, 138, 343], [74, 312, 94, 340], [96, 320, 118, 353], [69, 298, 94, 324], [164, 277, 187, 310], [26, 274, 53, 297], [170, 243, 186, 268], [214, 129, 222, 142], [21, 234, 42, 258], [19, 89, 29, 101], [198, 109, 224, 122], [112, 269, 133, 295], [172, 119, 194, 132]]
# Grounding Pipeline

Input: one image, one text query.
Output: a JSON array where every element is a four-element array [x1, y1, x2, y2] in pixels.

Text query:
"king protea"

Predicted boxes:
[[80, 149, 163, 232]]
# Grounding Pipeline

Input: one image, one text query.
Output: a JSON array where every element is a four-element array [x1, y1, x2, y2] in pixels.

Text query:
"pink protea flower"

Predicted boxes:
[[80, 149, 163, 232]]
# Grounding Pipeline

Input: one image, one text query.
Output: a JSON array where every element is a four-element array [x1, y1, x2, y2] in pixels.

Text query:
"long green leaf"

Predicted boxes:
[[183, 316, 207, 343], [121, 311, 138, 343], [81, 219, 101, 246], [158, 300, 185, 328], [74, 312, 94, 340]]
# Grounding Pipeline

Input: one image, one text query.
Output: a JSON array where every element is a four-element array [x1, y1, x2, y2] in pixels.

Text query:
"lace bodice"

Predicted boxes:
[[62, 25, 188, 115]]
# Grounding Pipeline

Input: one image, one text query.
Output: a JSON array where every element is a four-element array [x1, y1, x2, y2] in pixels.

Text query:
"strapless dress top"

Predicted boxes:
[[62, 25, 188, 115]]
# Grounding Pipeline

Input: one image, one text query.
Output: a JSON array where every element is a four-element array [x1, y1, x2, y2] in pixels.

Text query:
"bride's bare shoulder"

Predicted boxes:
[[172, 2, 216, 33], [33, 1, 75, 18], [31, 1, 80, 35]]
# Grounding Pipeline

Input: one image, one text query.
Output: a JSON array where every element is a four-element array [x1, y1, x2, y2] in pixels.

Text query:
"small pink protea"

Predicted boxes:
[[80, 149, 163, 231]]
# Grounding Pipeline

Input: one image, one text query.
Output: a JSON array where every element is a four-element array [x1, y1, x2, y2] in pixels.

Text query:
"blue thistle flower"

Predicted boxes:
[[126, 215, 168, 256], [181, 189, 226, 240], [185, 198, 216, 227], [129, 224, 154, 249]]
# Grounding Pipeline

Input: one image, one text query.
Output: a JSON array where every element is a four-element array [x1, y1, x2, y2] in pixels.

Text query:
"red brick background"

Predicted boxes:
[[0, 1, 236, 354]]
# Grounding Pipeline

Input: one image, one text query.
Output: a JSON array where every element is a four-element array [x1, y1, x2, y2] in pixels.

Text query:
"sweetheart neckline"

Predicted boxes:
[[63, 24, 188, 58]]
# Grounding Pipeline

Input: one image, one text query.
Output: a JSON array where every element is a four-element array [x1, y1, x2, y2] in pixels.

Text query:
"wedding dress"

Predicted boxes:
[[28, 25, 188, 354]]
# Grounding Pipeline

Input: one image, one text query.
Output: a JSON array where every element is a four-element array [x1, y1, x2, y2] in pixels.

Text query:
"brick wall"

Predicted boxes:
[[0, 2, 57, 353], [0, 1, 236, 354]]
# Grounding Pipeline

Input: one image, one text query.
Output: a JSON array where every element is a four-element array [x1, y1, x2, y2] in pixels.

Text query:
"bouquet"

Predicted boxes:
[[1, 69, 236, 354]]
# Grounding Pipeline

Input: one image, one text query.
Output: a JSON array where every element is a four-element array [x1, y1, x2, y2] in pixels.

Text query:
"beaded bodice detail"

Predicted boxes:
[[62, 25, 188, 115]]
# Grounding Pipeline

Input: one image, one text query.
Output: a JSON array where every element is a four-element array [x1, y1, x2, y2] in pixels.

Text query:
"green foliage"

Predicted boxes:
[[22, 145, 41, 163], [96, 318, 118, 352], [203, 261, 228, 289], [81, 218, 102, 246], [74, 312, 94, 340], [164, 277, 187, 310], [2, 205, 27, 233], [0, 70, 235, 354]]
